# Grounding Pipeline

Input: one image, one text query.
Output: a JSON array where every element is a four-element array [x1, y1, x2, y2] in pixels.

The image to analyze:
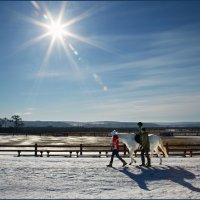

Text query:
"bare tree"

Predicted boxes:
[[3, 117, 10, 128], [11, 115, 24, 128], [0, 118, 3, 128]]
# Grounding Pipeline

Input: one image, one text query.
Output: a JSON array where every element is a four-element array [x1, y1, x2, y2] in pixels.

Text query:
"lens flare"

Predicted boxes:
[[22, 2, 110, 92], [43, 13, 48, 20], [48, 20, 65, 40], [31, 1, 41, 11]]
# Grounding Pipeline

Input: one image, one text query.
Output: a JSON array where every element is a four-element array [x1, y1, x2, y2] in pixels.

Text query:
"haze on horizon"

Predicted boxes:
[[0, 1, 200, 122]]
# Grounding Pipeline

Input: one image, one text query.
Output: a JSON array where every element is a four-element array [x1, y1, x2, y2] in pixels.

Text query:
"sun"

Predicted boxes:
[[22, 1, 114, 66], [47, 20, 65, 40]]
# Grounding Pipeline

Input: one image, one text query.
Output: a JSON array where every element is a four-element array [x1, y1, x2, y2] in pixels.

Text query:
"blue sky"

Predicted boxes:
[[0, 1, 200, 122]]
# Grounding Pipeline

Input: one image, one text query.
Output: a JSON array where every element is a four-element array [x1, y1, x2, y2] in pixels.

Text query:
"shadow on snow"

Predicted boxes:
[[114, 165, 200, 192]]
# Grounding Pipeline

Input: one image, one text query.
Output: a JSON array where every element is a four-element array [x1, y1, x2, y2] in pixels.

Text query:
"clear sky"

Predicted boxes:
[[0, 1, 200, 122]]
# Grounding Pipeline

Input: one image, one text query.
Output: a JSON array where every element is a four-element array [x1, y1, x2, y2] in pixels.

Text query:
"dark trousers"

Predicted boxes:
[[109, 149, 125, 164], [141, 149, 151, 166]]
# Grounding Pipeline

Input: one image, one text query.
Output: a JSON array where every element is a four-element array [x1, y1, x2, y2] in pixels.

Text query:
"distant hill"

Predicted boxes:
[[76, 121, 159, 128], [24, 121, 73, 128], [156, 122, 200, 127], [22, 121, 158, 128], [20, 121, 200, 128]]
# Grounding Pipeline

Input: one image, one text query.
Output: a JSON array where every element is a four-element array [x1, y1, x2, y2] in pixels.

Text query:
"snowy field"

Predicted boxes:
[[0, 155, 200, 199], [1, 135, 200, 146]]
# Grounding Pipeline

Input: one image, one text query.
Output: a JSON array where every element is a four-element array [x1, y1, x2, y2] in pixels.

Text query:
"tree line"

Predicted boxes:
[[0, 115, 24, 128]]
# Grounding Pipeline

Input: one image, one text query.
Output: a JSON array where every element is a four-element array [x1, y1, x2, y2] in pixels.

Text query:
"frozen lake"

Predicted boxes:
[[0, 155, 200, 199]]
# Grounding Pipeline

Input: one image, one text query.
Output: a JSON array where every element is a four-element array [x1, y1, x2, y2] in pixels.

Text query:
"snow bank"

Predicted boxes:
[[0, 156, 200, 199]]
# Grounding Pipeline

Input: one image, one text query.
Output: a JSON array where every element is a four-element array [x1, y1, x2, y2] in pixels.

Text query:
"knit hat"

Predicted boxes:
[[111, 130, 117, 136], [137, 122, 143, 127]]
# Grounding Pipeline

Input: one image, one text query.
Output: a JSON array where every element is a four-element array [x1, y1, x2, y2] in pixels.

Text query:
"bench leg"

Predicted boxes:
[[17, 150, 21, 157], [40, 151, 43, 157], [76, 151, 79, 157], [70, 151, 72, 157], [47, 151, 50, 157], [99, 152, 101, 158]]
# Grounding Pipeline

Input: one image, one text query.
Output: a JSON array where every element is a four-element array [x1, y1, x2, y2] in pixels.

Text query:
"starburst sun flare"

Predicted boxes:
[[47, 20, 66, 40], [21, 2, 115, 66], [20, 1, 109, 92]]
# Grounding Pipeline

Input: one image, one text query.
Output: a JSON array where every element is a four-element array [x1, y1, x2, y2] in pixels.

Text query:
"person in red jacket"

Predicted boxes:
[[107, 130, 127, 167]]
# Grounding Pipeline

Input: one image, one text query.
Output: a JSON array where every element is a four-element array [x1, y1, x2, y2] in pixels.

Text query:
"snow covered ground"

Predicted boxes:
[[0, 155, 200, 199]]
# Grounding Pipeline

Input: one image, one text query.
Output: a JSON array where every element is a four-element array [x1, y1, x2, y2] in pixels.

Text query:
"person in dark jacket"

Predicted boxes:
[[107, 130, 127, 167], [137, 122, 143, 133], [136, 122, 143, 144], [140, 127, 151, 167]]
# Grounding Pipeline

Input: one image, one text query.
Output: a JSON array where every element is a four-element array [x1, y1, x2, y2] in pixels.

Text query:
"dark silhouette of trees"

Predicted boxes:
[[0, 117, 11, 128], [3, 117, 10, 128], [11, 115, 24, 128], [0, 118, 3, 128]]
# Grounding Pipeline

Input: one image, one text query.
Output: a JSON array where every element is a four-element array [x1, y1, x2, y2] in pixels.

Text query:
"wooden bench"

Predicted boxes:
[[165, 143, 200, 157], [167, 149, 200, 157], [80, 145, 111, 157], [0, 149, 45, 157], [0, 144, 38, 157], [17, 150, 44, 157], [37, 144, 80, 157], [46, 150, 79, 157], [80, 149, 111, 157]]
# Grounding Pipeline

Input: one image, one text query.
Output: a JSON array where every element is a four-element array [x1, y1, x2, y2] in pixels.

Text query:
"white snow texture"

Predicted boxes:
[[0, 155, 200, 199]]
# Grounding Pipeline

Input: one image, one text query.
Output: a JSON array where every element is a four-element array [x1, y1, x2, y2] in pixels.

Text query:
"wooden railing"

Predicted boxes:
[[0, 143, 200, 157], [0, 144, 127, 157], [165, 143, 200, 157]]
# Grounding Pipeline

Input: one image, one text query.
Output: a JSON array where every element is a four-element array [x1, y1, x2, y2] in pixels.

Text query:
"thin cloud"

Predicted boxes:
[[15, 112, 32, 116], [93, 25, 200, 74]]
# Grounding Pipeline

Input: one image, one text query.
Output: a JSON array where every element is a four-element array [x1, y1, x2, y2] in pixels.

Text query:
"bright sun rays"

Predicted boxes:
[[28, 2, 71, 64], [25, 1, 108, 64], [48, 20, 65, 40], [21, 1, 109, 92]]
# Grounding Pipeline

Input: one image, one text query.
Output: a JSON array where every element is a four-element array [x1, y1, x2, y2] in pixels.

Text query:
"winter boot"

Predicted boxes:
[[146, 156, 151, 167], [140, 154, 145, 166], [122, 161, 127, 167], [107, 163, 113, 167]]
